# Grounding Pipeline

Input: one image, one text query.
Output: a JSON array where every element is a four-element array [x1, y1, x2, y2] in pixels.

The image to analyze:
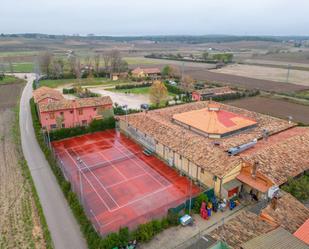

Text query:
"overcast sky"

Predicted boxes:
[[1, 0, 309, 36]]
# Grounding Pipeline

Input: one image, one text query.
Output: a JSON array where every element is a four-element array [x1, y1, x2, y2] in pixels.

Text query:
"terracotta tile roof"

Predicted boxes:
[[194, 86, 235, 95], [294, 218, 309, 245], [261, 193, 309, 234], [119, 101, 294, 177], [39, 96, 112, 112], [210, 211, 275, 249], [33, 86, 64, 103], [241, 227, 309, 249], [132, 67, 161, 75], [173, 107, 257, 136], [241, 127, 309, 185], [210, 193, 309, 249]]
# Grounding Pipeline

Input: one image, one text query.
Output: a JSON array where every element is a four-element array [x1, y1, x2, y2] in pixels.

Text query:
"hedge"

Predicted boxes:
[[30, 98, 180, 248], [163, 81, 185, 95], [115, 82, 152, 90]]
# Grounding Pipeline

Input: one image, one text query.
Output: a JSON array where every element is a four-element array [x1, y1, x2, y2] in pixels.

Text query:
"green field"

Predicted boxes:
[[13, 62, 34, 72], [0, 75, 25, 85], [110, 87, 151, 94], [38, 77, 134, 88], [110, 86, 176, 96], [123, 57, 159, 65]]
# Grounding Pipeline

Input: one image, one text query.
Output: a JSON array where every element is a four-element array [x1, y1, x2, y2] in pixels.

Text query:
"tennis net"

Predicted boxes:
[[78, 151, 140, 173]]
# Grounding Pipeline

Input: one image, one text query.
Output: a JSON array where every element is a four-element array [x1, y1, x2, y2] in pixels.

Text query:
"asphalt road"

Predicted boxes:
[[19, 74, 87, 249]]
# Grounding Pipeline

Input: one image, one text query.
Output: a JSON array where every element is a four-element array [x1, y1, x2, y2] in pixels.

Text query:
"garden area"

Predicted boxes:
[[281, 173, 309, 202], [0, 75, 25, 85]]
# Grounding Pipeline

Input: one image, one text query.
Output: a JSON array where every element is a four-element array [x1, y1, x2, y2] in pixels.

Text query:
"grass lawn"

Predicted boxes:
[[110, 87, 151, 94], [0, 75, 25, 85], [110, 86, 176, 96], [38, 77, 134, 88], [12, 62, 34, 72]]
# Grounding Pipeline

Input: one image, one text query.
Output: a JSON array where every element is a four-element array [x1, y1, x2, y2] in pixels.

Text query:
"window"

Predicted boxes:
[[50, 124, 57, 129], [60, 111, 64, 117], [93, 108, 97, 111], [201, 168, 205, 174], [82, 120, 87, 126], [70, 110, 73, 114], [78, 109, 83, 115], [49, 112, 55, 119], [61, 123, 65, 128]]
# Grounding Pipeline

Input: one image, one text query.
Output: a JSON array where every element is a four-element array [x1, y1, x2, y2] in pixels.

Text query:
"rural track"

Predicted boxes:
[[19, 74, 87, 249]]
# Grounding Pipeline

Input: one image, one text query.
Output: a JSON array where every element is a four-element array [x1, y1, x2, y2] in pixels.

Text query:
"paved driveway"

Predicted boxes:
[[19, 74, 87, 249], [88, 87, 150, 109]]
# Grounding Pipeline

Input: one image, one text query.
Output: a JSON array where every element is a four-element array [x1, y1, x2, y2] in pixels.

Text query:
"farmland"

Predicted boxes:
[[225, 96, 309, 124], [0, 80, 49, 248], [213, 64, 309, 86]]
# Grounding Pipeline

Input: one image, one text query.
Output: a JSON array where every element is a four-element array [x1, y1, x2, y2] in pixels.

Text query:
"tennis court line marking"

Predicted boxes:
[[112, 145, 170, 189], [108, 185, 172, 214], [68, 148, 121, 209], [65, 149, 120, 210], [98, 151, 128, 181], [104, 173, 148, 189], [64, 150, 111, 211]]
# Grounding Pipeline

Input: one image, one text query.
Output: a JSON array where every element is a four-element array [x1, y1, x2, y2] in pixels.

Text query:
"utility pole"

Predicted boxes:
[[286, 64, 291, 83]]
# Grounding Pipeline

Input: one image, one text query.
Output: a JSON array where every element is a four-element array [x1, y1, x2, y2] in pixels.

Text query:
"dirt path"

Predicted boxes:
[[0, 82, 46, 248]]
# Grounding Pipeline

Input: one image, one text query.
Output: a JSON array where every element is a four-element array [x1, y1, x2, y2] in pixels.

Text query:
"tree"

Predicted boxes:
[[149, 81, 168, 106], [202, 51, 209, 61], [50, 58, 64, 79], [102, 52, 111, 73], [94, 54, 100, 75], [181, 75, 195, 91], [74, 58, 82, 81], [38, 52, 53, 76], [161, 65, 171, 78]]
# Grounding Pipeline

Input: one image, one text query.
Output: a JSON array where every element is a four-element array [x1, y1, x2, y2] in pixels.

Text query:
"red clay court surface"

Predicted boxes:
[[52, 130, 200, 235]]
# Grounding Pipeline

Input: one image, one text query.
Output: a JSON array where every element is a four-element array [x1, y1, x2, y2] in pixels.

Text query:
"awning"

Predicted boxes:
[[223, 179, 242, 191], [237, 172, 271, 193]]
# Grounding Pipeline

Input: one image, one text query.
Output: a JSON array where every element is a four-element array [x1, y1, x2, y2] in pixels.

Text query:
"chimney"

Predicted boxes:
[[271, 197, 278, 210], [252, 161, 259, 179], [263, 129, 269, 141]]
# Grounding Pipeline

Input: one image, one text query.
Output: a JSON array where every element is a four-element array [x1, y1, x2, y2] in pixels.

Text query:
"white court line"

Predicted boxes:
[[116, 185, 172, 210], [64, 150, 111, 212], [65, 149, 119, 210], [68, 148, 120, 208], [113, 145, 171, 189], [98, 151, 128, 181], [100, 216, 123, 229], [105, 173, 147, 189]]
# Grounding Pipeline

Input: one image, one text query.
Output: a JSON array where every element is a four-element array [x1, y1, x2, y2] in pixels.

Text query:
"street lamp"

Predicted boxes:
[[122, 104, 128, 136]]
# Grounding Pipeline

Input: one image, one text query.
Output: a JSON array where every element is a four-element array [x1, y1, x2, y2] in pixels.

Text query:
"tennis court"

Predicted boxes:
[[52, 130, 200, 235]]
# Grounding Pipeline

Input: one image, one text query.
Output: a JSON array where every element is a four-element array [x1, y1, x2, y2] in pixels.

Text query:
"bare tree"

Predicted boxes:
[[110, 50, 122, 73], [74, 58, 82, 81], [94, 54, 100, 75], [50, 58, 64, 79], [181, 75, 195, 91], [38, 52, 53, 76], [102, 52, 111, 73], [68, 56, 77, 75]]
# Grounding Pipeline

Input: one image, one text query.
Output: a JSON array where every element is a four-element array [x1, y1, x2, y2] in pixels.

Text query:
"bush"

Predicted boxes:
[[47, 117, 115, 141], [167, 209, 180, 226], [193, 193, 208, 214], [63, 88, 76, 94], [281, 173, 309, 201], [115, 82, 152, 90], [164, 82, 185, 95]]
